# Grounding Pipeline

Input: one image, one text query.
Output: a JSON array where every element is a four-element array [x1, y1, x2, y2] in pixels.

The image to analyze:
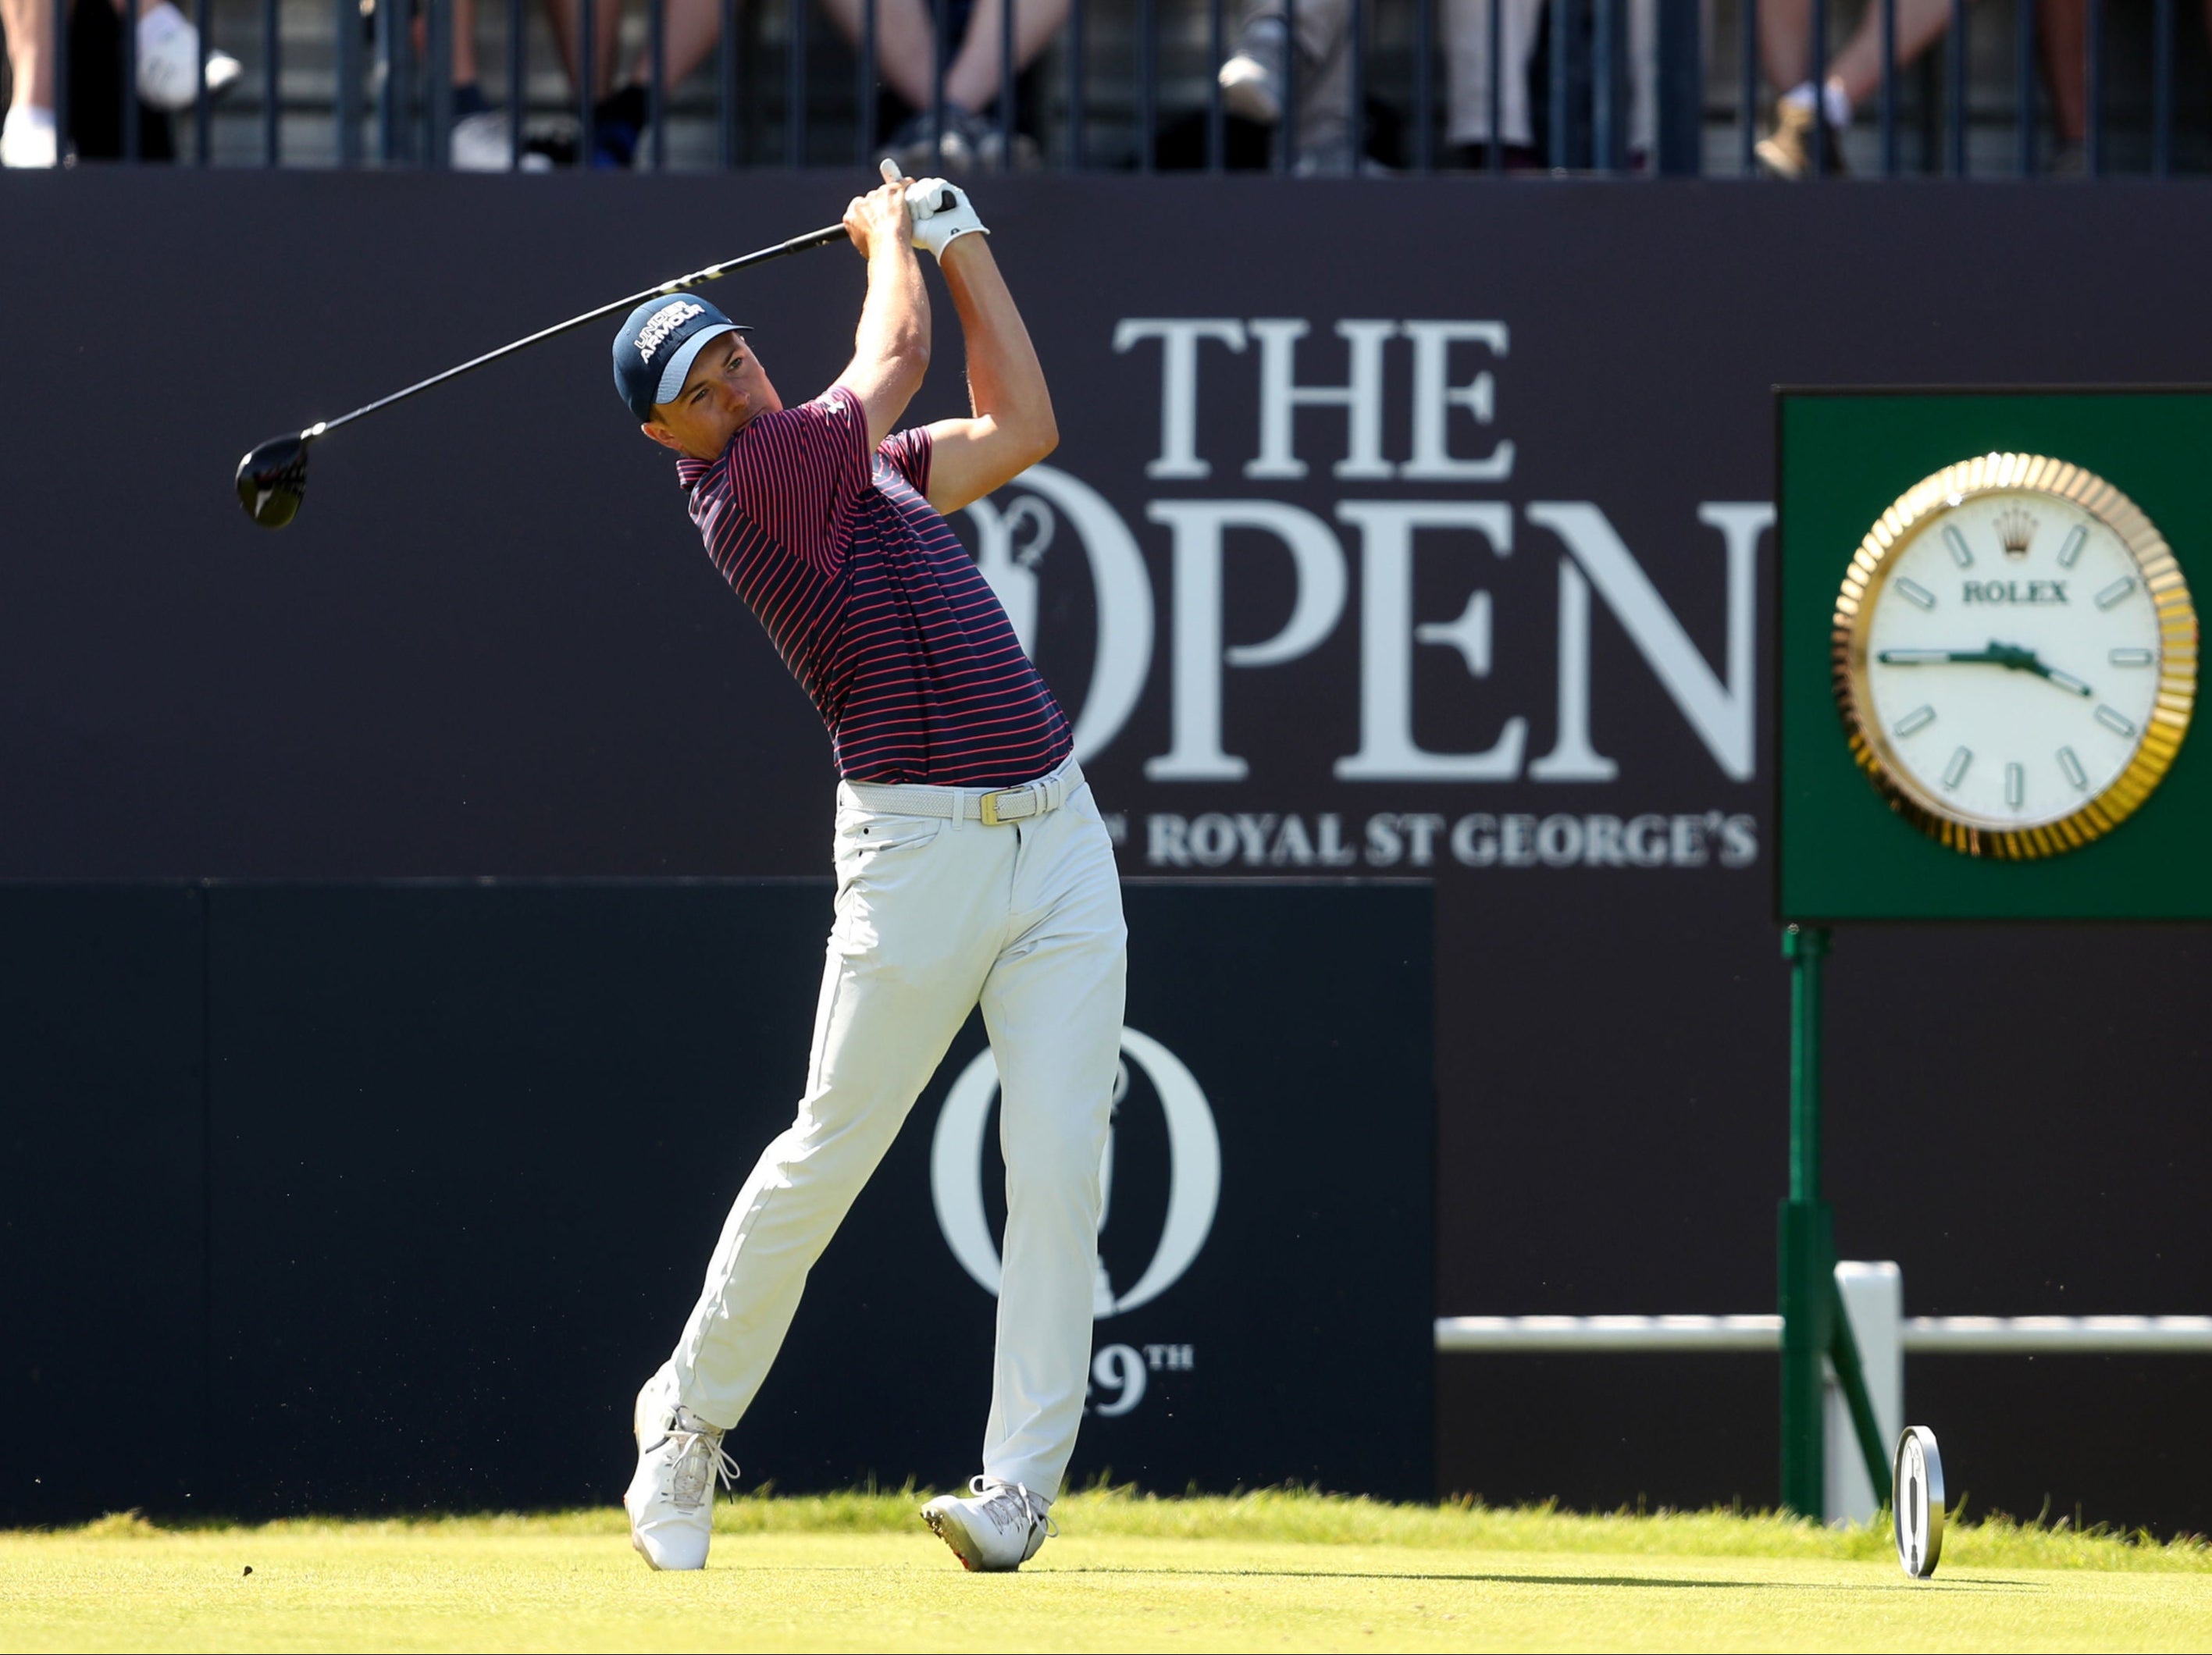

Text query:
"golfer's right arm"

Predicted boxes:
[[835, 181, 931, 447]]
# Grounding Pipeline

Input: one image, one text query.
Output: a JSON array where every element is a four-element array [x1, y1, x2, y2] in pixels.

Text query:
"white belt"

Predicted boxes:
[[842, 760, 1082, 827]]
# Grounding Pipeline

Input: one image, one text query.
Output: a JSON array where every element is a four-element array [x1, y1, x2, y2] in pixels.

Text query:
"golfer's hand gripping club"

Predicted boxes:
[[875, 157, 988, 261]]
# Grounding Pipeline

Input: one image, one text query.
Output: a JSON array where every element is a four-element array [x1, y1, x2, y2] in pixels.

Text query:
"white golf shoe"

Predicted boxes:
[[921, 1477, 1056, 1571], [623, 1365, 737, 1571]]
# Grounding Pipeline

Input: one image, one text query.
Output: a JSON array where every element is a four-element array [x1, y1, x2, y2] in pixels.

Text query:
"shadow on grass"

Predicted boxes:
[[1047, 1566, 2049, 1593]]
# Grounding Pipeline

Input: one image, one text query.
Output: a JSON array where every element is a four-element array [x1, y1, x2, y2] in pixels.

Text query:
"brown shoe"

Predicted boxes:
[[1755, 99, 1848, 180]]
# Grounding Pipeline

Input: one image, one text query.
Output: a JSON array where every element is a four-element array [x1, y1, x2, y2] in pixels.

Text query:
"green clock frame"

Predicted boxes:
[[1768, 389, 2211, 1523], [1777, 389, 2211, 924]]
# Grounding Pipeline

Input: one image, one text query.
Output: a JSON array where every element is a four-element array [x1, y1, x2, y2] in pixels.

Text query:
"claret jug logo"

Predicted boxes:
[[930, 1027, 1221, 1319], [963, 464, 1155, 766]]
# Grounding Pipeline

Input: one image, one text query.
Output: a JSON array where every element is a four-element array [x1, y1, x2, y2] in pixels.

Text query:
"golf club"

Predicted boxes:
[[234, 221, 852, 530]]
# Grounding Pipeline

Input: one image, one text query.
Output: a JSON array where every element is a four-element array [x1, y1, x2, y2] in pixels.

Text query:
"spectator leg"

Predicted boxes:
[[595, 0, 726, 100], [2, 0, 59, 110], [942, 0, 1066, 112], [1826, 0, 1958, 106], [575, 0, 729, 121], [1281, 0, 1349, 79], [1758, 0, 1810, 90], [819, 0, 941, 109], [454, 0, 479, 87], [413, 0, 482, 94], [1442, 0, 1542, 151], [1213, 0, 1366, 169], [652, 0, 727, 88], [2035, 0, 2083, 142], [1231, 0, 1352, 166], [1223, 0, 1354, 80], [540, 0, 628, 96]]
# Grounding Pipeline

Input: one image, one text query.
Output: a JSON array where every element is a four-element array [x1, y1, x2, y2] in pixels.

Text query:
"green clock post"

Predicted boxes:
[[1772, 390, 2206, 1518]]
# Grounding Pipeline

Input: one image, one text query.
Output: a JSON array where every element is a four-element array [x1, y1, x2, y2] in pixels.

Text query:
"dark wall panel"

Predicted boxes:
[[204, 881, 829, 1513], [0, 886, 206, 1523]]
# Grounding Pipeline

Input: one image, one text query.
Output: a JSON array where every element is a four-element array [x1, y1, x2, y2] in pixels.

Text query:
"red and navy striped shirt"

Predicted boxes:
[[675, 386, 1073, 788]]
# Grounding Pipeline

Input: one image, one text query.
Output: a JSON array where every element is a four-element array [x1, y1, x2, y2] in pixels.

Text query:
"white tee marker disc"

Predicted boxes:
[[1894, 1426, 1946, 1579]]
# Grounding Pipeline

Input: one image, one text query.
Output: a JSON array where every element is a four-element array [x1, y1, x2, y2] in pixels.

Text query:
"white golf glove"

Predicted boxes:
[[903, 177, 988, 260]]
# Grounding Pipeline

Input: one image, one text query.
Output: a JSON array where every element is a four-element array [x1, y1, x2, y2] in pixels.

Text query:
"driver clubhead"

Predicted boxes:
[[236, 432, 310, 529]]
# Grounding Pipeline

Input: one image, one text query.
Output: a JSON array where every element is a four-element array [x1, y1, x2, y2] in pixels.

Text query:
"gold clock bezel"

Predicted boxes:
[[1833, 452, 2199, 860]]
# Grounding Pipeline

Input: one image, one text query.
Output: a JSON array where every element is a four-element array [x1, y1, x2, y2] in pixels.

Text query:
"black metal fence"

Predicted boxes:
[[8, 0, 2210, 173]]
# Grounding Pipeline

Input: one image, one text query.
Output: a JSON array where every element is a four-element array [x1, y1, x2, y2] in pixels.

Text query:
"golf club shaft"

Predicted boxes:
[[305, 224, 849, 443]]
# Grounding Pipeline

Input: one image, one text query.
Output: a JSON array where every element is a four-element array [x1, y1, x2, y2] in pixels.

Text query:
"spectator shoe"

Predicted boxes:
[[887, 105, 987, 176], [451, 109, 553, 172], [1754, 99, 1847, 180], [1218, 18, 1287, 125], [136, 1, 243, 112], [1, 105, 59, 168], [974, 124, 1040, 170]]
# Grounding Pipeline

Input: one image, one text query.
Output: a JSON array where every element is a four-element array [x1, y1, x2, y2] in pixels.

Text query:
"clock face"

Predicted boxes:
[[1834, 455, 2198, 858]]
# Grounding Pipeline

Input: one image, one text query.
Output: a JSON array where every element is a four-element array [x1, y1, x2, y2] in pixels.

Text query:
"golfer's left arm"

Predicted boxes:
[[921, 235, 1058, 515]]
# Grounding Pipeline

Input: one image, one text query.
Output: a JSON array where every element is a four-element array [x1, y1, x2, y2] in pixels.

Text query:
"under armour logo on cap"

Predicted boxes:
[[633, 301, 705, 364]]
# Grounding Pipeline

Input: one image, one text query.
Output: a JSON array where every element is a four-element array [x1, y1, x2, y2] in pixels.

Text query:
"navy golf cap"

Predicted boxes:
[[612, 294, 748, 422]]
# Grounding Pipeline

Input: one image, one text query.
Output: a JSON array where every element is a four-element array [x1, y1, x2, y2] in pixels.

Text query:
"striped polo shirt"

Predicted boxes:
[[675, 386, 1073, 789]]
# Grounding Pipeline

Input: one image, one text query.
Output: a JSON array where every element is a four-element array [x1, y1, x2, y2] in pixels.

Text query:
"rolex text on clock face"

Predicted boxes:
[[1862, 487, 2164, 830]]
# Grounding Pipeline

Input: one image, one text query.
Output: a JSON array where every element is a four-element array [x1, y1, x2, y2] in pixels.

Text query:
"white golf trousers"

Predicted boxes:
[[668, 763, 1127, 1497]]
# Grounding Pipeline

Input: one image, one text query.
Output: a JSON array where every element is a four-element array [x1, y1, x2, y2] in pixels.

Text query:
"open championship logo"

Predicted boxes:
[[930, 1027, 1220, 1319], [964, 464, 1153, 766]]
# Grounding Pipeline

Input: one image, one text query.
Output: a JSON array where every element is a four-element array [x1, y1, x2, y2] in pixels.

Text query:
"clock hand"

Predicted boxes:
[[1873, 641, 2093, 697], [1983, 640, 2095, 698]]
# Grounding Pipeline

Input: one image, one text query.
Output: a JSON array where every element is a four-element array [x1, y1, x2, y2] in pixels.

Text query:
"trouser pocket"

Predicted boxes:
[[831, 814, 947, 901]]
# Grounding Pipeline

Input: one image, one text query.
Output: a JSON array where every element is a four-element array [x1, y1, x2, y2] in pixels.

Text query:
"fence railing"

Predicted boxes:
[[1437, 1262, 2212, 1525], [9, 0, 2208, 173], [1436, 1312, 2212, 1352]]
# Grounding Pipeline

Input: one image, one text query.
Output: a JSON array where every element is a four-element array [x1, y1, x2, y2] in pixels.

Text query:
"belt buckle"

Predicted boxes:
[[979, 788, 1013, 827]]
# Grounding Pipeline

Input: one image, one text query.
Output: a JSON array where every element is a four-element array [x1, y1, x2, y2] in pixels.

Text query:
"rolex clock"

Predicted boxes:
[[1833, 452, 2198, 858]]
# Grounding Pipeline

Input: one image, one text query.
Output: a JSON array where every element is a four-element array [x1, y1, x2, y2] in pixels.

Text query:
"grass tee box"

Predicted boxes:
[[9, 1497, 2212, 1655], [1776, 390, 2212, 922]]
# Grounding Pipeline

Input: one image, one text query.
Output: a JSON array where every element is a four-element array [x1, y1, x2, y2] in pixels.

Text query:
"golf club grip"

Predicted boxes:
[[312, 223, 849, 442]]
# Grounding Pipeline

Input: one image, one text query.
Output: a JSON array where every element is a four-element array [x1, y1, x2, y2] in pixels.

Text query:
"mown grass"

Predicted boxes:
[[12, 1494, 2212, 1653], [59, 1482, 2212, 1572]]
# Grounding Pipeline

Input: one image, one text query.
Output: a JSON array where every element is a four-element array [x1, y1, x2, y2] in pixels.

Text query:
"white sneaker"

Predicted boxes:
[[623, 1365, 737, 1571], [1219, 53, 1281, 125], [450, 109, 552, 172], [136, 2, 242, 112], [921, 1477, 1056, 1571], [1, 105, 59, 168]]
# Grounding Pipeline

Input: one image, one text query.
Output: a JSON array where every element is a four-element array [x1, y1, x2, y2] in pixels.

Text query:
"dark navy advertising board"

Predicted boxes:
[[0, 879, 1431, 1520]]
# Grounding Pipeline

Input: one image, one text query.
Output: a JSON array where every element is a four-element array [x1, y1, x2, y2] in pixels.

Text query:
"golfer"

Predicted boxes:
[[609, 173, 1126, 1574]]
